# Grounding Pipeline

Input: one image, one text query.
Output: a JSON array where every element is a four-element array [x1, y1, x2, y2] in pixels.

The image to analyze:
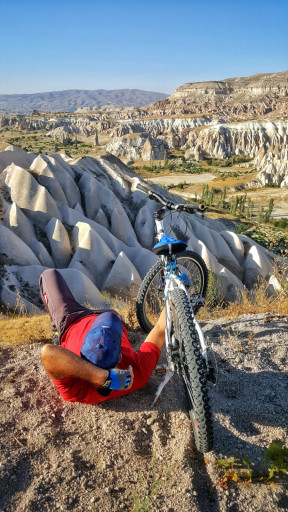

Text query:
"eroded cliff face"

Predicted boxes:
[[146, 71, 288, 120], [105, 72, 288, 186], [183, 121, 288, 186], [106, 118, 288, 186], [1, 72, 287, 187]]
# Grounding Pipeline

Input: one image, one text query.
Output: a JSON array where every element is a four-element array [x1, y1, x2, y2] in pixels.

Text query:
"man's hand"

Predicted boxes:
[[108, 366, 134, 390]]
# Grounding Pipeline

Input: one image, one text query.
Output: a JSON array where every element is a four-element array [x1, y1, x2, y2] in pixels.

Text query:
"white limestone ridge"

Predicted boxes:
[[106, 120, 288, 186], [0, 145, 283, 313]]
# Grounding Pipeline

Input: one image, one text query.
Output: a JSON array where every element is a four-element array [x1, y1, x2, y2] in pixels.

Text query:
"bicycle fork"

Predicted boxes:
[[152, 277, 215, 406]]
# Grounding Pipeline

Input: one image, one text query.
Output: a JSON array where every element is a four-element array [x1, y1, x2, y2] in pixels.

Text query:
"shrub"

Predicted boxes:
[[275, 218, 288, 229]]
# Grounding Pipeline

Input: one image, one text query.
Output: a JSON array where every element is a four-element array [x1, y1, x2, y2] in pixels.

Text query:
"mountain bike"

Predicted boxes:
[[132, 178, 214, 453]]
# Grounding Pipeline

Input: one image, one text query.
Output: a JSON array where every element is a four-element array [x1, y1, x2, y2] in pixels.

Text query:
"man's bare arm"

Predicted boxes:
[[41, 344, 133, 389], [143, 308, 166, 351]]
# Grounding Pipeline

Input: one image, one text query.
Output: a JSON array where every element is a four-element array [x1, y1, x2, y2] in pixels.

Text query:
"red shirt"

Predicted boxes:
[[52, 314, 161, 404]]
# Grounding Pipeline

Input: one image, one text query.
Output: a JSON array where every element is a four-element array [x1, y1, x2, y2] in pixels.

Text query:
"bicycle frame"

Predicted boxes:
[[132, 178, 213, 407], [154, 215, 209, 382]]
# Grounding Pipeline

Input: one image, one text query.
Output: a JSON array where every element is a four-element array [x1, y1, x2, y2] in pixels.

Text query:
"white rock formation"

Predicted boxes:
[[4, 164, 60, 225], [108, 117, 288, 187], [220, 231, 245, 266], [103, 251, 141, 295], [141, 137, 169, 161], [0, 145, 282, 312], [1, 265, 105, 312], [46, 218, 72, 268], [0, 145, 36, 173], [70, 222, 116, 290], [134, 202, 156, 249], [32, 153, 81, 208], [106, 134, 147, 161], [31, 156, 69, 206], [183, 121, 288, 187], [243, 245, 273, 286], [0, 225, 40, 266], [30, 240, 54, 268], [4, 202, 36, 246]]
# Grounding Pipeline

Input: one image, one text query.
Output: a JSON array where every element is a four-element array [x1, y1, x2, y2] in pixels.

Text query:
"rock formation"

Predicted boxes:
[[2, 72, 287, 185], [106, 133, 169, 161], [145, 71, 288, 120], [183, 120, 288, 187], [0, 145, 283, 313]]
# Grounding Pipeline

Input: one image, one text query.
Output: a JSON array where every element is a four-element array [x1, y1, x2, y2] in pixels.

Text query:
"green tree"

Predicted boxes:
[[230, 196, 238, 216], [201, 184, 207, 202], [258, 206, 265, 223], [247, 198, 254, 219], [164, 150, 168, 168], [265, 198, 274, 222], [239, 193, 247, 216], [208, 187, 215, 207]]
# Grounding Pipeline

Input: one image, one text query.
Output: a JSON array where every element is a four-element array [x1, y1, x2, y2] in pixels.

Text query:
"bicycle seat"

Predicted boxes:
[[153, 235, 187, 256]]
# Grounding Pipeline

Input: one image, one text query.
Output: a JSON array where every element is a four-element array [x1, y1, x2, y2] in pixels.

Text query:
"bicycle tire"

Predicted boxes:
[[136, 250, 208, 333], [171, 288, 213, 453]]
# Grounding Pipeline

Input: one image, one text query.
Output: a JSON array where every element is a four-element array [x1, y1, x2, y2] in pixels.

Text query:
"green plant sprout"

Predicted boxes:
[[216, 457, 253, 489], [264, 441, 288, 482]]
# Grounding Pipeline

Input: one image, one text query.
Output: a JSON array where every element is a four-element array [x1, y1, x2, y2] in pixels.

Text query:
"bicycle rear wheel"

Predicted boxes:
[[136, 250, 208, 333], [171, 288, 213, 453]]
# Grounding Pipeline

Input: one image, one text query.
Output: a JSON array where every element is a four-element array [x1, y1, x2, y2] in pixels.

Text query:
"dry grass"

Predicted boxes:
[[199, 265, 288, 321], [0, 313, 52, 345], [0, 289, 142, 346]]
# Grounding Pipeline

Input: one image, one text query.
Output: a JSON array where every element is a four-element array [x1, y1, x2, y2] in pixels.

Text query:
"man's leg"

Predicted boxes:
[[40, 269, 123, 341], [39, 269, 93, 340]]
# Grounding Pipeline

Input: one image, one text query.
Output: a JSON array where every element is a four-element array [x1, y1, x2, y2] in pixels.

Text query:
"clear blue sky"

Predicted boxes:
[[0, 0, 287, 95]]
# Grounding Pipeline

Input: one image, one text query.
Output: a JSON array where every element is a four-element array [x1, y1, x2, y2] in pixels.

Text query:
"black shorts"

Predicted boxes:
[[39, 269, 119, 342]]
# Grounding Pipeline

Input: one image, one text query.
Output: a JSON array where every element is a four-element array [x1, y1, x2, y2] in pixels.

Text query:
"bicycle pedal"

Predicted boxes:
[[155, 366, 166, 374]]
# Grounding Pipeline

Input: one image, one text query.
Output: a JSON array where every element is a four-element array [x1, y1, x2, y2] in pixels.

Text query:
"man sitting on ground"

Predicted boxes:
[[40, 269, 166, 404]]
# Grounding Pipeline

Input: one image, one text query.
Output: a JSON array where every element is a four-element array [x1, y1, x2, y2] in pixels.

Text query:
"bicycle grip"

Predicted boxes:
[[131, 178, 149, 194], [185, 203, 205, 212]]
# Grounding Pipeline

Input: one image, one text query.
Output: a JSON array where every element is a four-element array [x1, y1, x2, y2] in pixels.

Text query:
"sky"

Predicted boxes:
[[0, 0, 287, 95]]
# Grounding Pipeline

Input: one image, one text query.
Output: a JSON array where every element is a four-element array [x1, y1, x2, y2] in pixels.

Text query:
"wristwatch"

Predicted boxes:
[[103, 370, 112, 388]]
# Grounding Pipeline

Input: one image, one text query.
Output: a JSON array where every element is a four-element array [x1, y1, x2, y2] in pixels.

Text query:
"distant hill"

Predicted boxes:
[[0, 89, 168, 114], [147, 71, 288, 119]]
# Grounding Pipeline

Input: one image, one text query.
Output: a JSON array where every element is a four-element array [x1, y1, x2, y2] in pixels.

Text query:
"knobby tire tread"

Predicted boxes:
[[136, 259, 164, 333], [171, 288, 213, 453]]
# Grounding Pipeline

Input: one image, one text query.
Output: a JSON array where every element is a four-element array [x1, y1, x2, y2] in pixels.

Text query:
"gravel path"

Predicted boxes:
[[0, 313, 288, 511], [148, 173, 216, 186]]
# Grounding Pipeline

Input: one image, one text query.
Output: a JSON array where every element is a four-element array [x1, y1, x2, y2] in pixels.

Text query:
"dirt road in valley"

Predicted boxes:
[[149, 173, 216, 186], [149, 173, 288, 218]]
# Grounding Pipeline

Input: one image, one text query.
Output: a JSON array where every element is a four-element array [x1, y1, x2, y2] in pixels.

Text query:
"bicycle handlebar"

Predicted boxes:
[[131, 178, 205, 214]]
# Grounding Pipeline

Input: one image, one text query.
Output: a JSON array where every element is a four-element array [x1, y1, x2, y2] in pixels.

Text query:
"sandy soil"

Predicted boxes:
[[0, 314, 288, 512], [149, 173, 216, 186]]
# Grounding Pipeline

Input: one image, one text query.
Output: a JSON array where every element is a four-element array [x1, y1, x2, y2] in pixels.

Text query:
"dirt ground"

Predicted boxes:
[[149, 173, 216, 186], [0, 313, 288, 512]]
